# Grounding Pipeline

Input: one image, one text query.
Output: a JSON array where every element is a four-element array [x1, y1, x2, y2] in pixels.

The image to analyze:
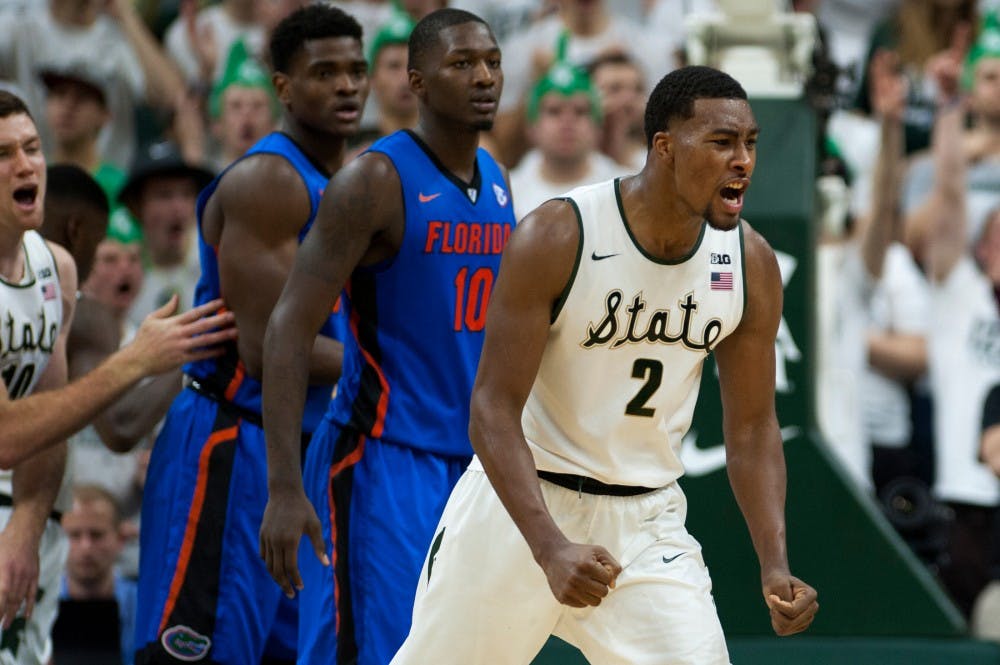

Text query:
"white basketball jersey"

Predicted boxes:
[[0, 230, 61, 400], [0, 230, 62, 498], [523, 179, 746, 487]]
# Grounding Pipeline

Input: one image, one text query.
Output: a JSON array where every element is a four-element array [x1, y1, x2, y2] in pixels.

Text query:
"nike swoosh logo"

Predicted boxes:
[[418, 192, 441, 203], [591, 251, 619, 261], [662, 553, 683, 564]]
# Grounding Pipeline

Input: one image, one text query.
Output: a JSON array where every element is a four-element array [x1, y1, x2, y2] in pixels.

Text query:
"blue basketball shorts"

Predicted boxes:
[[297, 417, 470, 665], [134, 388, 297, 664]]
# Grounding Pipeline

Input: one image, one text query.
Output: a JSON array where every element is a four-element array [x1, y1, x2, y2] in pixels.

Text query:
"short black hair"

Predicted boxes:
[[45, 164, 109, 217], [270, 4, 363, 74], [643, 66, 747, 147], [0, 90, 33, 122], [408, 8, 491, 71]]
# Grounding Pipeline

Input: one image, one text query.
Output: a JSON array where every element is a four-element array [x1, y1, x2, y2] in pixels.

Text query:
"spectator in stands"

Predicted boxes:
[[206, 39, 280, 171], [165, 0, 265, 92], [119, 141, 213, 324], [39, 65, 129, 211], [854, 0, 977, 156], [70, 212, 176, 577], [817, 48, 931, 501], [916, 23, 1000, 617], [0, 0, 187, 170], [57, 485, 137, 665], [493, 0, 662, 167], [589, 52, 647, 171], [351, 11, 418, 154], [510, 61, 626, 219]]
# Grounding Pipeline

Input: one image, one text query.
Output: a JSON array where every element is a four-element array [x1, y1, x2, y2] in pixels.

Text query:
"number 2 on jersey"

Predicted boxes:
[[625, 358, 662, 417], [453, 267, 494, 332]]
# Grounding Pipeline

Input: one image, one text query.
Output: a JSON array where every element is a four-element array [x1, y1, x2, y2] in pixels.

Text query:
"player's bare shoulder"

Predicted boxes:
[[737, 219, 782, 332], [500, 199, 581, 301], [44, 240, 78, 327], [740, 219, 781, 291]]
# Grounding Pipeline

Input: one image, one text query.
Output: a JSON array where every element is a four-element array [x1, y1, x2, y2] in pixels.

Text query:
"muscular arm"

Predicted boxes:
[[212, 154, 342, 384], [260, 153, 402, 595], [713, 223, 817, 635], [67, 296, 182, 453], [0, 295, 237, 468], [470, 201, 619, 607], [0, 245, 77, 624]]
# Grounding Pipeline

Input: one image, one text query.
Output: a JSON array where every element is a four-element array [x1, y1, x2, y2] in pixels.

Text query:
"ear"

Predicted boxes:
[[272, 72, 291, 107], [65, 213, 81, 245], [408, 68, 426, 101], [652, 131, 673, 163]]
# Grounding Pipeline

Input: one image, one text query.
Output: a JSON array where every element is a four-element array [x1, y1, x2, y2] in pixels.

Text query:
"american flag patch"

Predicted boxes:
[[710, 271, 733, 291], [41, 282, 57, 301]]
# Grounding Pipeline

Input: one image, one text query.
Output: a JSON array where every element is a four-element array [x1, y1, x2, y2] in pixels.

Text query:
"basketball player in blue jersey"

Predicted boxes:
[[0, 90, 235, 665], [259, 8, 514, 665], [392, 66, 819, 664], [134, 6, 368, 665]]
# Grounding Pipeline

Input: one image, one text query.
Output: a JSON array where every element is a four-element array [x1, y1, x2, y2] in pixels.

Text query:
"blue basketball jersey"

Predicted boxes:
[[185, 132, 341, 434], [327, 130, 516, 456]]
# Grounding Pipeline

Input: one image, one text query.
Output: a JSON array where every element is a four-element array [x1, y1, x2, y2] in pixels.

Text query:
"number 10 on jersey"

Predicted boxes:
[[453, 266, 494, 332]]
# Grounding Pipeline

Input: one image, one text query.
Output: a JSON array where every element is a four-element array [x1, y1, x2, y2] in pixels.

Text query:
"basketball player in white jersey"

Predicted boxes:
[[0, 90, 236, 664], [391, 66, 818, 664]]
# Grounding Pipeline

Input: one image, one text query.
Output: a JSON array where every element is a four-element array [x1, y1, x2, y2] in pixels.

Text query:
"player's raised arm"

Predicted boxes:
[[713, 221, 818, 636], [471, 199, 621, 608]]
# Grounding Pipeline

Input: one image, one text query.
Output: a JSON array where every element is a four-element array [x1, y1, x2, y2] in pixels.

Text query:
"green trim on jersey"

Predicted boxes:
[[551, 197, 584, 323], [614, 178, 706, 265]]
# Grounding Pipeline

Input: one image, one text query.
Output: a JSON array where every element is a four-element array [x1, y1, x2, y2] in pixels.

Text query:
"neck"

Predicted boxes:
[[54, 139, 101, 173], [66, 574, 116, 600], [414, 118, 481, 183], [378, 110, 418, 138], [0, 222, 25, 281], [620, 171, 704, 260], [281, 119, 347, 175], [540, 153, 591, 184]]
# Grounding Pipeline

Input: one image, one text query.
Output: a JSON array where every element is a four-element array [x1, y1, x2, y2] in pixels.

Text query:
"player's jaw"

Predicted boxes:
[[703, 177, 749, 230], [7, 179, 43, 230]]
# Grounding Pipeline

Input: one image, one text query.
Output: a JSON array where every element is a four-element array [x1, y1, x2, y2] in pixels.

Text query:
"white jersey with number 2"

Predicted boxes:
[[523, 179, 747, 488]]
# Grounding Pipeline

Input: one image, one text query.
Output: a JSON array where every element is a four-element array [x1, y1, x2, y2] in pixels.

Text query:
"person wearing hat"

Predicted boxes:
[[119, 142, 213, 327], [207, 39, 280, 172], [350, 11, 418, 154], [510, 58, 628, 219]]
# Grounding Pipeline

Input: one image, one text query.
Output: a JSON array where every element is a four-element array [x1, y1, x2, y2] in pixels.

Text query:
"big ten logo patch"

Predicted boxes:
[[710, 253, 732, 265]]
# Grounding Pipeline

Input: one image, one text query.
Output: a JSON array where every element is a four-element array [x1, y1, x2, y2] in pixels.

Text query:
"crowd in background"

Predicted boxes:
[[1, 0, 1000, 661]]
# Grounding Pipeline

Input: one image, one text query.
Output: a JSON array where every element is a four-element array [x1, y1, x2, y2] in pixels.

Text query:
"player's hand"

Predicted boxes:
[[122, 296, 238, 376], [0, 521, 40, 629], [537, 541, 621, 608], [259, 488, 329, 598], [763, 572, 819, 636]]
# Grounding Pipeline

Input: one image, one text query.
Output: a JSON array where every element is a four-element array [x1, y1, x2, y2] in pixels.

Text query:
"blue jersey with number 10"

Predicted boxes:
[[327, 130, 515, 457]]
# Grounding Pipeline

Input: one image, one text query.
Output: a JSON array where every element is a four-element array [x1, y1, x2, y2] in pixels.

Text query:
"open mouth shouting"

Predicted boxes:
[[12, 183, 38, 212], [719, 179, 748, 215]]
